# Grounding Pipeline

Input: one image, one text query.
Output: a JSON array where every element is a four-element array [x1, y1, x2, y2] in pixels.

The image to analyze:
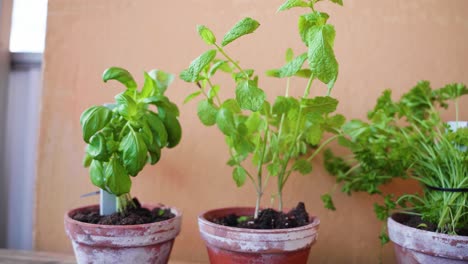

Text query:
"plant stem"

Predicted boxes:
[[306, 134, 341, 162], [214, 43, 248, 78], [207, 79, 222, 106]]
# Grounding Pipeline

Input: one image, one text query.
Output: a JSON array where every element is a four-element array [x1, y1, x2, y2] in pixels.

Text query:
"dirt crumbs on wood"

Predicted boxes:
[[72, 198, 175, 225], [212, 202, 310, 229]]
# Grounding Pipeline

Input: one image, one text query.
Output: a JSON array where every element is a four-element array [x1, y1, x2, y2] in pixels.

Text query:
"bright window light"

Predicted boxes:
[[9, 0, 48, 53]]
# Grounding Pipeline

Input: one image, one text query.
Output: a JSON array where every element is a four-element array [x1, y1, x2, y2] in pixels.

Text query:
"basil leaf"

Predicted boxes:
[[105, 157, 131, 196], [80, 106, 112, 143], [120, 129, 148, 176], [233, 166, 247, 187], [140, 72, 156, 98], [87, 133, 110, 161], [102, 67, 137, 91], [89, 160, 105, 189], [146, 112, 168, 148], [161, 111, 182, 148], [147, 70, 174, 95]]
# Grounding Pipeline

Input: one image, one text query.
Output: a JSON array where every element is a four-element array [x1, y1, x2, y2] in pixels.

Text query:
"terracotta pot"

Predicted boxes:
[[388, 213, 468, 264], [64, 204, 182, 264], [198, 207, 320, 264]]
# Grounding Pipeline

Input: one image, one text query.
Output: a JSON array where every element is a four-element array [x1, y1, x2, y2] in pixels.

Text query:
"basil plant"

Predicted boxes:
[[81, 67, 181, 212]]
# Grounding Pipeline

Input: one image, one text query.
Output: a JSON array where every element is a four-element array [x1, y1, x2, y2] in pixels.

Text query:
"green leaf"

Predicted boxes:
[[307, 124, 324, 145], [197, 99, 218, 126], [267, 53, 308, 78], [147, 70, 174, 95], [235, 80, 266, 111], [298, 12, 329, 45], [295, 69, 313, 78], [209, 60, 229, 77], [184, 91, 202, 104], [80, 106, 113, 143], [330, 0, 343, 6], [272, 96, 299, 115], [142, 95, 180, 116], [216, 108, 236, 136], [245, 112, 265, 133], [321, 193, 336, 210], [342, 120, 368, 140], [197, 25, 216, 45], [105, 157, 131, 196], [161, 111, 182, 148], [278, 0, 309, 12], [208, 85, 220, 100], [146, 112, 168, 148], [180, 49, 217, 82], [115, 93, 138, 119], [89, 160, 105, 189], [307, 24, 339, 89], [285, 48, 294, 62], [301, 96, 338, 114], [83, 153, 92, 168], [233, 166, 247, 187], [140, 72, 156, 98], [293, 159, 313, 175], [221, 17, 260, 47], [221, 99, 242, 113], [119, 129, 148, 176], [87, 133, 110, 161], [102, 67, 137, 91], [148, 146, 161, 165], [267, 163, 280, 176], [325, 114, 346, 132]]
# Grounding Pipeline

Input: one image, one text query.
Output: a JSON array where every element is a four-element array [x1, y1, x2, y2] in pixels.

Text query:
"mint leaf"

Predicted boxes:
[[105, 157, 131, 196], [90, 160, 105, 189], [307, 24, 338, 89], [102, 67, 137, 91], [120, 130, 148, 176], [209, 61, 228, 77], [221, 99, 242, 113], [181, 49, 217, 82], [208, 85, 220, 99], [298, 12, 329, 45], [221, 17, 260, 47], [267, 53, 307, 78], [197, 25, 216, 45], [216, 108, 236, 135], [235, 80, 266, 111], [285, 48, 294, 62], [184, 91, 202, 104], [233, 166, 247, 187], [278, 0, 309, 12], [197, 99, 218, 126], [80, 106, 112, 143], [330, 0, 343, 6], [301, 96, 338, 114]]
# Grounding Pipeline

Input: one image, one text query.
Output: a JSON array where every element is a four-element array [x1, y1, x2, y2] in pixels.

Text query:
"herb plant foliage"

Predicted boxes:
[[182, 0, 344, 219], [81, 67, 181, 212], [323, 81, 468, 243]]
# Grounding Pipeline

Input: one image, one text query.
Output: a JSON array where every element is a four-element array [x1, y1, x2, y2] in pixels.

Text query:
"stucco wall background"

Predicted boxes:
[[35, 0, 468, 263]]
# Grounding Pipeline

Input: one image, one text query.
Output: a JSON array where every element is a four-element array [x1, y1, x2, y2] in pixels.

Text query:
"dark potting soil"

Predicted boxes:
[[399, 214, 468, 236], [71, 198, 175, 225], [212, 202, 310, 229]]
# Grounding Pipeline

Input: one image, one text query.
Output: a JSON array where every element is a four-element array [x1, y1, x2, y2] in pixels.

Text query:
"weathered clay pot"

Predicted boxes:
[[388, 213, 468, 264], [64, 204, 182, 264], [198, 207, 320, 264]]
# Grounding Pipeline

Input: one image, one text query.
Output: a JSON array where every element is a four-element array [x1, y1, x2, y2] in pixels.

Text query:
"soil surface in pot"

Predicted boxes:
[[71, 198, 175, 225], [398, 214, 468, 236], [212, 202, 310, 229]]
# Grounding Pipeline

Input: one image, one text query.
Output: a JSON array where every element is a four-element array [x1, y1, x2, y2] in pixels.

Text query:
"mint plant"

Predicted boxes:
[[81, 67, 181, 213], [181, 0, 344, 218], [323, 81, 468, 243]]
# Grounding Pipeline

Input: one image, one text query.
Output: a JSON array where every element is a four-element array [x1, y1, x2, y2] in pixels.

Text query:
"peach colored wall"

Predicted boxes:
[[35, 0, 468, 263]]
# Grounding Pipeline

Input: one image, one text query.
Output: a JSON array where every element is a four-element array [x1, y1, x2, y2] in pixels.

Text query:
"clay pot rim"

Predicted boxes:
[[64, 203, 182, 229], [198, 206, 320, 233], [389, 212, 468, 240]]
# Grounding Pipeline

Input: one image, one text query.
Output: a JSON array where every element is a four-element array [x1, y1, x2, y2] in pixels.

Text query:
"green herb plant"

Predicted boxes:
[[323, 81, 468, 243], [81, 67, 181, 213], [181, 0, 344, 219]]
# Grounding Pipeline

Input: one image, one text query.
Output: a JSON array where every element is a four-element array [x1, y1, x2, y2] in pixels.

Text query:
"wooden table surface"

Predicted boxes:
[[0, 249, 198, 264]]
